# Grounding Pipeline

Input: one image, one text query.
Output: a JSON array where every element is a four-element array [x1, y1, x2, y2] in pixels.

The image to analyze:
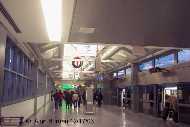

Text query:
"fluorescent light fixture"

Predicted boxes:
[[41, 0, 62, 41], [165, 87, 177, 90], [79, 27, 96, 34]]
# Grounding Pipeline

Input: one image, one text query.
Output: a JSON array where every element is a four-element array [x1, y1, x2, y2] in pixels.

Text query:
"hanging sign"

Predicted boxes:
[[72, 56, 83, 68]]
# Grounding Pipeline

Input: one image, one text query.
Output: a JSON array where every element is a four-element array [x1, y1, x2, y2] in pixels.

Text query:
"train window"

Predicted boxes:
[[139, 60, 153, 71], [178, 50, 190, 63], [155, 54, 175, 68]]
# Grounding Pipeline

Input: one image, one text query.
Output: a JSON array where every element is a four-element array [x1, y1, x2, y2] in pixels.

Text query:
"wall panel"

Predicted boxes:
[[138, 62, 190, 85]]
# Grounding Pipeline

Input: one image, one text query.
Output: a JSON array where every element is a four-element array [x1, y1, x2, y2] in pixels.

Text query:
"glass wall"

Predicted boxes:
[[2, 37, 53, 105], [3, 37, 35, 104]]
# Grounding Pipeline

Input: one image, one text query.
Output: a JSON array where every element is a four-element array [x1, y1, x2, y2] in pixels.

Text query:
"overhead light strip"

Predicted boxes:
[[41, 0, 62, 41]]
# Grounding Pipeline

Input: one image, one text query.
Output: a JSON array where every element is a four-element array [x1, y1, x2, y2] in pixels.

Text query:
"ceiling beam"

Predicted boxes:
[[40, 43, 60, 53]]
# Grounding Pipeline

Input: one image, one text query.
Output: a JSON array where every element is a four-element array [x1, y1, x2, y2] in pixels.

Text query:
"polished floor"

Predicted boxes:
[[22, 102, 189, 127]]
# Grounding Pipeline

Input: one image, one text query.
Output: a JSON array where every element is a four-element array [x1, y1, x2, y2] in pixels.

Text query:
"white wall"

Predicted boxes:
[[37, 95, 45, 111], [2, 94, 50, 121], [2, 98, 35, 120], [46, 93, 50, 102]]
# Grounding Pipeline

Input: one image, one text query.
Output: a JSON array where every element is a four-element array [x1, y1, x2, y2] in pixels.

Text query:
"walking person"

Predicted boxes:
[[57, 90, 64, 109], [97, 91, 103, 107], [82, 90, 86, 106], [72, 91, 79, 109], [53, 90, 59, 110], [78, 92, 82, 108], [50, 90, 54, 101], [93, 90, 97, 105], [64, 91, 72, 110]]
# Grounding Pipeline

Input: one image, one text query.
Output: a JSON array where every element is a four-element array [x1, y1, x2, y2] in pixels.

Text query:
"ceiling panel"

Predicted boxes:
[[69, 0, 190, 48]]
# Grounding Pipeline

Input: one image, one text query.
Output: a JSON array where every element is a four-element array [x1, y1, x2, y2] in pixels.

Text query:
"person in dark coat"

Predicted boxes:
[[97, 91, 103, 107], [57, 90, 64, 108], [64, 91, 72, 110], [93, 90, 97, 104], [82, 90, 86, 106], [53, 90, 59, 110], [50, 90, 54, 101]]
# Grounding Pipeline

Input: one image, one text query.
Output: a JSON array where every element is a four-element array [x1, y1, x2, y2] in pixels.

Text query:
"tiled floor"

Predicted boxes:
[[22, 102, 189, 127]]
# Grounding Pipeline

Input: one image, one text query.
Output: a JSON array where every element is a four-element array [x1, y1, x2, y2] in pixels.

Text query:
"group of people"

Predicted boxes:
[[51, 88, 104, 111], [51, 90, 86, 110]]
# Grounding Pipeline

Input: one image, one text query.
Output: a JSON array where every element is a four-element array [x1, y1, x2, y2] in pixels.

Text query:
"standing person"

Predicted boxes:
[[57, 90, 64, 109], [50, 90, 54, 101], [82, 90, 86, 106], [72, 91, 79, 109], [53, 90, 59, 110], [97, 91, 103, 107], [64, 91, 72, 110], [93, 90, 97, 104], [78, 91, 82, 108]]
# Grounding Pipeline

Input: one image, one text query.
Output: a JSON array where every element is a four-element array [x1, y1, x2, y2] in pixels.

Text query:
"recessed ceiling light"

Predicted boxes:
[[79, 27, 96, 34]]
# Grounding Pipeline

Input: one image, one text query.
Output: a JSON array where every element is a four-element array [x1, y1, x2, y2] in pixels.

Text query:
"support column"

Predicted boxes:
[[131, 63, 141, 112], [0, 26, 7, 117], [59, 43, 64, 70], [153, 85, 158, 116], [174, 50, 178, 64]]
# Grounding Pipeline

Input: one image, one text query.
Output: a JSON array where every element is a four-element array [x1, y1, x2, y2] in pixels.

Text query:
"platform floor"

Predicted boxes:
[[22, 102, 189, 127]]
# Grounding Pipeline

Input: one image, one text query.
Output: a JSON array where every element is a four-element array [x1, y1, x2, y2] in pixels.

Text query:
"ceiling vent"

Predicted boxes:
[[79, 27, 95, 34]]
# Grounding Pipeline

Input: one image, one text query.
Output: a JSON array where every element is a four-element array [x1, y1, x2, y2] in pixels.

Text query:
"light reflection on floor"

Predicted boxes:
[[21, 103, 190, 127]]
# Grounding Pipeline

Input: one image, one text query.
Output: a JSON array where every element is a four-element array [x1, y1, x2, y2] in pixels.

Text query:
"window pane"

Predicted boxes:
[[126, 68, 132, 75], [155, 54, 174, 68], [178, 50, 190, 63], [5, 44, 10, 68], [113, 72, 117, 78], [13, 47, 17, 71], [139, 60, 153, 71], [118, 70, 125, 78], [16, 51, 20, 72], [9, 46, 14, 70]]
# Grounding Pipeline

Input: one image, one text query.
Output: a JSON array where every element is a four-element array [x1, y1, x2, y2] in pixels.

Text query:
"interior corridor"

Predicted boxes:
[[1, 1, 190, 127]]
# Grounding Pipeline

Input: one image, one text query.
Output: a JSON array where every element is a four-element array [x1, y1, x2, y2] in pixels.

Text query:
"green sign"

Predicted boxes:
[[59, 83, 77, 90]]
